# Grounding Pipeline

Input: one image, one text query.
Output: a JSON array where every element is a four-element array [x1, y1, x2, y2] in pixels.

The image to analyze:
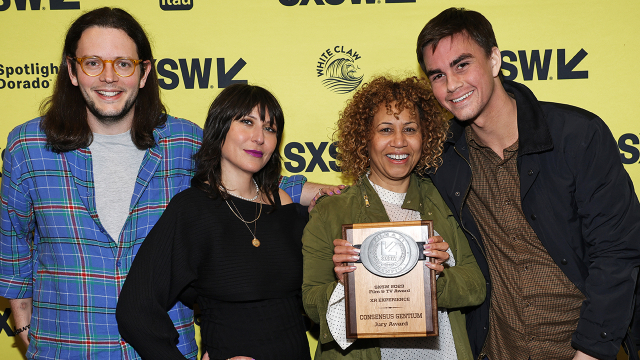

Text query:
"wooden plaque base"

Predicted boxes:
[[342, 220, 438, 339]]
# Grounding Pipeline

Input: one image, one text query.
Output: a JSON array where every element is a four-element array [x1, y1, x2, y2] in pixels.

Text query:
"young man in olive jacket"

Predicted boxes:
[[417, 7, 640, 360]]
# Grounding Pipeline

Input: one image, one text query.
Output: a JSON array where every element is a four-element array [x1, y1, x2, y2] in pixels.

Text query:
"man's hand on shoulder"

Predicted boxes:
[[308, 184, 347, 212], [301, 182, 346, 211]]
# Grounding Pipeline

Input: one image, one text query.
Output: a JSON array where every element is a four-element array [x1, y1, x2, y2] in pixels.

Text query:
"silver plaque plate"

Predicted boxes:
[[360, 230, 420, 278]]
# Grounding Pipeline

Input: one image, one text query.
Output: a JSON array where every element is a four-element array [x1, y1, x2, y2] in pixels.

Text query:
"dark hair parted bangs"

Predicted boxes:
[[193, 84, 285, 207], [416, 7, 501, 79], [40, 7, 166, 152], [335, 76, 448, 184]]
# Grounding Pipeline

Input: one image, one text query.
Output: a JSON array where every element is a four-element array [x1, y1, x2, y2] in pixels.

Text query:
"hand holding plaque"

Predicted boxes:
[[342, 220, 438, 339]]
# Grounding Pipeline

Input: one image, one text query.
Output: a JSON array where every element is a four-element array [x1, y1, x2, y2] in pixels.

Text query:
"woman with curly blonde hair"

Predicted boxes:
[[302, 76, 486, 360]]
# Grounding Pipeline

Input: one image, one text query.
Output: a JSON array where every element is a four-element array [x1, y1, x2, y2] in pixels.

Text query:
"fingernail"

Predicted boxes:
[[424, 250, 432, 256], [352, 248, 360, 254], [336, 190, 341, 194], [329, 192, 334, 195], [424, 244, 431, 250], [351, 256, 360, 261]]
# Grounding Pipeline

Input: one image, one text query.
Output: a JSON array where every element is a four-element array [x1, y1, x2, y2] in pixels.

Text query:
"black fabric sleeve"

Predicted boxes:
[[568, 117, 640, 359], [116, 194, 201, 360]]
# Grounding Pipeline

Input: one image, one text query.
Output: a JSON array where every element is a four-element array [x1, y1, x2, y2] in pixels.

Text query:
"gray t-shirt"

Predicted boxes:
[[89, 131, 146, 242]]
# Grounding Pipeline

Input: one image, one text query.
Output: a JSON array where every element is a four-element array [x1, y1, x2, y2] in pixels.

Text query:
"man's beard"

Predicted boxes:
[[84, 93, 138, 125]]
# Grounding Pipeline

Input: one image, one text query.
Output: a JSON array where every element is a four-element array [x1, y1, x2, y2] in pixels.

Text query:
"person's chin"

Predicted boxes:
[[447, 102, 481, 122], [385, 169, 412, 180], [450, 109, 478, 122], [92, 110, 129, 125], [88, 101, 135, 125], [242, 160, 268, 174]]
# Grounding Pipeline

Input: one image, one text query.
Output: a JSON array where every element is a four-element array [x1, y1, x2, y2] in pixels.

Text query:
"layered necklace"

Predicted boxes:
[[225, 178, 260, 201], [223, 179, 263, 247]]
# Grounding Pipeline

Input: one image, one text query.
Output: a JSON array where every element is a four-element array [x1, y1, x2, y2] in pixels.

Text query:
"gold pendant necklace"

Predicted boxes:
[[225, 197, 262, 247]]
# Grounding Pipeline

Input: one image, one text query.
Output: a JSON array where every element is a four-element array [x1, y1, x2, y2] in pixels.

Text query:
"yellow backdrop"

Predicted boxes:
[[1, 0, 639, 359]]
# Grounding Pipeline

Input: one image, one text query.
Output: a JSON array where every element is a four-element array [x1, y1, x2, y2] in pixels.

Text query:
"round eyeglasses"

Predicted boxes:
[[70, 56, 144, 77]]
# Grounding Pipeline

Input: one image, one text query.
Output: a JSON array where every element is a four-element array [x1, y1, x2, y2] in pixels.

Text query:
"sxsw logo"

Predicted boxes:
[[159, 0, 192, 11], [0, 0, 79, 11], [1, 308, 15, 337], [280, 0, 414, 5], [620, 133, 640, 165], [156, 58, 246, 90], [501, 49, 588, 81], [284, 142, 340, 173]]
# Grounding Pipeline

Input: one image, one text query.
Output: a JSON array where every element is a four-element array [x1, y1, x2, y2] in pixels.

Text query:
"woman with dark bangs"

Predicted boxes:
[[117, 84, 311, 360], [302, 76, 486, 359]]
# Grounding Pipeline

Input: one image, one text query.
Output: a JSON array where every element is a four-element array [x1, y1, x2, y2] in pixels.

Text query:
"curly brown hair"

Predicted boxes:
[[335, 76, 449, 183]]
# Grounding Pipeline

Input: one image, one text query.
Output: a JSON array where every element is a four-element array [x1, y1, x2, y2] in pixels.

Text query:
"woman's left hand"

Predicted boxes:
[[423, 236, 449, 275]]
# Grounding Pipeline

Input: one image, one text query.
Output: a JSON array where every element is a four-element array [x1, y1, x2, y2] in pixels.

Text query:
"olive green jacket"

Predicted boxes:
[[302, 174, 486, 360]]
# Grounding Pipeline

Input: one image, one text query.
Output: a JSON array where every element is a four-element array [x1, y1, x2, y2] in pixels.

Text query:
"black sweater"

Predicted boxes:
[[116, 186, 309, 359]]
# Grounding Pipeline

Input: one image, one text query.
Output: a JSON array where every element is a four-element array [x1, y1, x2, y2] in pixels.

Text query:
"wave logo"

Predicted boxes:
[[159, 0, 192, 11], [317, 46, 363, 94]]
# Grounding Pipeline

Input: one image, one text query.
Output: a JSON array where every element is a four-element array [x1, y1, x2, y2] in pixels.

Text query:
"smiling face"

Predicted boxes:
[[68, 26, 151, 130], [220, 106, 278, 181], [367, 103, 422, 193], [423, 32, 501, 123]]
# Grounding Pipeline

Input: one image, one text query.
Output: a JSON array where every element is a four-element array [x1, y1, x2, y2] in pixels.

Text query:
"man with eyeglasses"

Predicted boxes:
[[0, 7, 330, 359]]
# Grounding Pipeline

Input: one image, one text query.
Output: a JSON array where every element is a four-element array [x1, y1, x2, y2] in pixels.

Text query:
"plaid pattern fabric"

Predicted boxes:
[[278, 174, 307, 204], [464, 127, 584, 360], [0, 116, 202, 360]]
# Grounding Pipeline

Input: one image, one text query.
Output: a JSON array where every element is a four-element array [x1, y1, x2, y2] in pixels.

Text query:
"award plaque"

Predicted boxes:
[[342, 220, 437, 339]]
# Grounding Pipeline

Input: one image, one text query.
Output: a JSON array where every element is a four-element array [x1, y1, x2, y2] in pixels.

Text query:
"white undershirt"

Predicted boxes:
[[90, 131, 146, 242], [325, 177, 457, 359]]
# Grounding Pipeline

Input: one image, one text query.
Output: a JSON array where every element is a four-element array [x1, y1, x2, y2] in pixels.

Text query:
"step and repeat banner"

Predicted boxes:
[[1, 0, 639, 359]]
